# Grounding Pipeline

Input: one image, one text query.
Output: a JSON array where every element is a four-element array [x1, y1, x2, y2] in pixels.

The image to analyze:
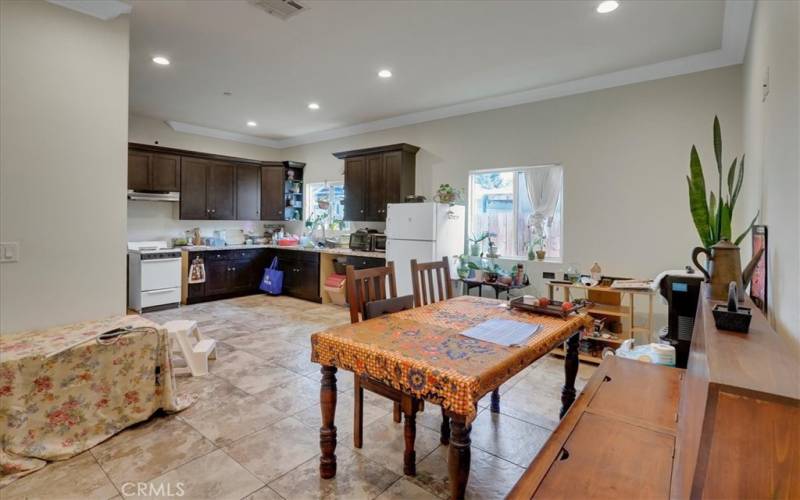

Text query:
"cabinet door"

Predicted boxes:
[[343, 157, 366, 221], [128, 151, 151, 191], [260, 166, 285, 221], [151, 154, 181, 192], [228, 258, 252, 292], [208, 162, 236, 220], [236, 165, 261, 220], [382, 151, 403, 207], [364, 154, 385, 221], [180, 157, 209, 220], [205, 260, 231, 296]]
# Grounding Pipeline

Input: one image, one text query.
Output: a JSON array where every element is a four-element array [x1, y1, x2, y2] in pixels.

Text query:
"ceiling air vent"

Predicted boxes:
[[247, 0, 307, 20]]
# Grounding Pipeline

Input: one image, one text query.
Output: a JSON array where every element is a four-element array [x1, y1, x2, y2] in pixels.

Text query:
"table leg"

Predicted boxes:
[[403, 401, 418, 476], [448, 416, 471, 500], [560, 331, 580, 419], [319, 365, 338, 479], [440, 407, 451, 445], [490, 388, 500, 413]]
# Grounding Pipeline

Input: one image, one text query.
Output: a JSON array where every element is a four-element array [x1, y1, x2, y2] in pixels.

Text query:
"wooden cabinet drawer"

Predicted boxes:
[[534, 412, 674, 499], [344, 256, 386, 270]]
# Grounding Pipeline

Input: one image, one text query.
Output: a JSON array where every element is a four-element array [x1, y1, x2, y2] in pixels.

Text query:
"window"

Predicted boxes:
[[304, 181, 347, 230], [468, 165, 563, 260]]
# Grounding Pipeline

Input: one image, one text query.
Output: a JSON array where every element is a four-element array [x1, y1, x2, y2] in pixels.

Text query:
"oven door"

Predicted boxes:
[[140, 258, 182, 292]]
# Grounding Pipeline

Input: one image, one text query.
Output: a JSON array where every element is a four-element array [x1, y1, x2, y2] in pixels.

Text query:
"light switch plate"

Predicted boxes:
[[0, 242, 19, 263]]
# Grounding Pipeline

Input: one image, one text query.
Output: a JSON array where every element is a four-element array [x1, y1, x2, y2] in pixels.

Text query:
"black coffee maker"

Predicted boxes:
[[659, 274, 704, 368]]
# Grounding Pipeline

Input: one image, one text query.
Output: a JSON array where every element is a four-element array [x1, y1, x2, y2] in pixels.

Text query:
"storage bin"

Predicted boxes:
[[325, 285, 347, 306]]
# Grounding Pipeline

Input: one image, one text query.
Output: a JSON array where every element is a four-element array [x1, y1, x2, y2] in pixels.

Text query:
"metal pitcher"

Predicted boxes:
[[692, 239, 764, 302]]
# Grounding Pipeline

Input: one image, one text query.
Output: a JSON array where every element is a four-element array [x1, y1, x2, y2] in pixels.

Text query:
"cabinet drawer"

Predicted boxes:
[[204, 251, 232, 261], [344, 256, 386, 270], [141, 288, 181, 308], [534, 412, 674, 499]]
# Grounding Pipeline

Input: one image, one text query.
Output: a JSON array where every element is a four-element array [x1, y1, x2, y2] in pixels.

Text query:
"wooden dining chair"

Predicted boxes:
[[410, 257, 502, 414]]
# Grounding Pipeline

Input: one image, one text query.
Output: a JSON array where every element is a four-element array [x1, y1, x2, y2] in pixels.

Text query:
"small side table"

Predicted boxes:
[[456, 277, 530, 299]]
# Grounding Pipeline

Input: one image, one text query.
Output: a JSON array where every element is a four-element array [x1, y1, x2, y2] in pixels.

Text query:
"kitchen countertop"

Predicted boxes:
[[180, 244, 386, 259]]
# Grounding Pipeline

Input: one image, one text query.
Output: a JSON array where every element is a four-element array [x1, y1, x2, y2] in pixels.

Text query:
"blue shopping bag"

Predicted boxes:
[[259, 257, 283, 295]]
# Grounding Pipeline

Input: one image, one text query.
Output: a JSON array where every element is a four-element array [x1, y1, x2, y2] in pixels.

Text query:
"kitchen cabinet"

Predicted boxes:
[[180, 157, 210, 219], [334, 143, 419, 222], [179, 158, 235, 220], [207, 162, 235, 220], [236, 165, 261, 220], [343, 157, 366, 221], [184, 248, 321, 304], [261, 165, 285, 221], [129, 143, 304, 222], [128, 150, 181, 192], [276, 250, 320, 302]]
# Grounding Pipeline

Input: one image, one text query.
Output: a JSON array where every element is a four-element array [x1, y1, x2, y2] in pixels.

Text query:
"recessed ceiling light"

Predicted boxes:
[[246, 121, 257, 127], [378, 69, 393, 79], [596, 1, 619, 13], [308, 102, 320, 110], [152, 56, 170, 65]]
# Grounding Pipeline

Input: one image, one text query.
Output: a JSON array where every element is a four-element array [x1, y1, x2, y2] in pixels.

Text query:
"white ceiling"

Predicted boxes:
[[128, 0, 752, 148]]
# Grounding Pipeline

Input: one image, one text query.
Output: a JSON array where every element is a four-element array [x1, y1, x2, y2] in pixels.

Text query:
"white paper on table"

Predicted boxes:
[[460, 319, 542, 347]]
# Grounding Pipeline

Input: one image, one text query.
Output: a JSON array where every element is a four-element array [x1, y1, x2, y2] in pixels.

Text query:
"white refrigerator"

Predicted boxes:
[[386, 202, 466, 296]]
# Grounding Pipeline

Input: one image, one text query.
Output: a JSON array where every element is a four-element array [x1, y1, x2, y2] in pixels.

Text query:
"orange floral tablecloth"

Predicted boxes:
[[0, 316, 193, 486], [311, 296, 590, 422]]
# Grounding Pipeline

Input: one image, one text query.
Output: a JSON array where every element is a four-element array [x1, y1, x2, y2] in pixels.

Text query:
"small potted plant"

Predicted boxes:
[[456, 255, 471, 279], [469, 231, 494, 257], [533, 235, 547, 260], [485, 236, 500, 259], [434, 184, 462, 205]]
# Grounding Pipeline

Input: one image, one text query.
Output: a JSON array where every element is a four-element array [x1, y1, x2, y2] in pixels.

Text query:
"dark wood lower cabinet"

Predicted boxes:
[[185, 248, 320, 304]]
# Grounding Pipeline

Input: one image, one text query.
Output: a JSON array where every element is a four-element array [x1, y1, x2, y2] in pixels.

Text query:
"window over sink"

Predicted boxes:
[[467, 165, 563, 261], [305, 181, 348, 230]]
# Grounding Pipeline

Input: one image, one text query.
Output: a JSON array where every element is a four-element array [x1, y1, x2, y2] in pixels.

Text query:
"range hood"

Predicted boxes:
[[127, 190, 180, 202]]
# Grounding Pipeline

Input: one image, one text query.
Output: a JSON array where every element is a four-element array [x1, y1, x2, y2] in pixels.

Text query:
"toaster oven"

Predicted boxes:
[[349, 230, 371, 251], [369, 234, 386, 252]]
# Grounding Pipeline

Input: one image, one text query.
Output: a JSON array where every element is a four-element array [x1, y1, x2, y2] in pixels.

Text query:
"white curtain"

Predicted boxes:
[[525, 166, 563, 235]]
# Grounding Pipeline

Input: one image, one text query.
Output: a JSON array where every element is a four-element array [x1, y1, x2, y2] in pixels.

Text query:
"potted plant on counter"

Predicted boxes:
[[469, 231, 494, 257]]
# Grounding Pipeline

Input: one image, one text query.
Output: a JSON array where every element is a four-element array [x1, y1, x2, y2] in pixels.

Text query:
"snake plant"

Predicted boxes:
[[687, 116, 759, 249]]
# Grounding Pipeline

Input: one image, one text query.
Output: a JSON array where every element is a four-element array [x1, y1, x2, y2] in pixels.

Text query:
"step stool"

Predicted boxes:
[[162, 320, 217, 377]]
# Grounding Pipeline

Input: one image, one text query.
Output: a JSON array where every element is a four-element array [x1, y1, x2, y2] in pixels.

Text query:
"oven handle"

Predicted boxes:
[[142, 258, 182, 263], [143, 288, 178, 294]]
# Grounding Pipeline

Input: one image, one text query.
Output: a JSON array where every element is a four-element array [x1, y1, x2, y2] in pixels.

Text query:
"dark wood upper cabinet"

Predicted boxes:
[[334, 143, 418, 222], [260, 166, 285, 221], [128, 151, 151, 191], [236, 165, 261, 221], [180, 157, 210, 220], [207, 162, 235, 220], [365, 154, 385, 221], [129, 143, 304, 222], [150, 154, 181, 192], [343, 157, 366, 221], [128, 150, 180, 192]]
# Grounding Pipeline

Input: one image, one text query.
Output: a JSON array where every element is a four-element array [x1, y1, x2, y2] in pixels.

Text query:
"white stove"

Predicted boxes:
[[128, 241, 182, 312]]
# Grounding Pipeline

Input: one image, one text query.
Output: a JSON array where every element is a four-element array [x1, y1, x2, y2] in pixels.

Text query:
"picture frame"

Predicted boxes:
[[751, 225, 767, 313]]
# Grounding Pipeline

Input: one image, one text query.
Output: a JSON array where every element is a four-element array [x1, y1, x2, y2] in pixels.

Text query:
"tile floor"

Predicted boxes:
[[2, 294, 595, 499]]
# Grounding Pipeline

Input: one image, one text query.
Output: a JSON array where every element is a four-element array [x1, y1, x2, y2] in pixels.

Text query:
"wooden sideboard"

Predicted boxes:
[[509, 289, 800, 499]]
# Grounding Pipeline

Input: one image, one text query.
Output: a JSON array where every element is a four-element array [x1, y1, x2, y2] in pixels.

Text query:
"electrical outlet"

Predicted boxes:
[[542, 271, 556, 279], [0, 242, 19, 263]]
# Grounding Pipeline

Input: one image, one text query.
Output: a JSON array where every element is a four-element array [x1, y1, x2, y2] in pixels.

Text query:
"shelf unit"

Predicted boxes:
[[283, 163, 304, 221], [548, 282, 655, 364]]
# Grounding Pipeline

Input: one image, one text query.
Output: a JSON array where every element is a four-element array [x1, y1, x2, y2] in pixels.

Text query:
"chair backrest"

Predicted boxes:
[[410, 257, 454, 307], [345, 262, 398, 323], [363, 294, 415, 320]]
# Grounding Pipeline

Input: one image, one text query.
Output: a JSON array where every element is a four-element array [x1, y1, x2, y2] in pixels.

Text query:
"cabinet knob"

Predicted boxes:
[[360, 209, 364, 213]]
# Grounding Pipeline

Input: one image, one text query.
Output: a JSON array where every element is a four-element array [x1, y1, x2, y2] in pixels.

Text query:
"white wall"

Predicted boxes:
[[129, 114, 282, 161], [741, 0, 799, 343], [0, 1, 130, 333], [285, 67, 743, 283]]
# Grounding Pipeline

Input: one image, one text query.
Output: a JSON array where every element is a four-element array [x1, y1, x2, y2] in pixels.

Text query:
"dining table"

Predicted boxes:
[[310, 295, 591, 499]]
